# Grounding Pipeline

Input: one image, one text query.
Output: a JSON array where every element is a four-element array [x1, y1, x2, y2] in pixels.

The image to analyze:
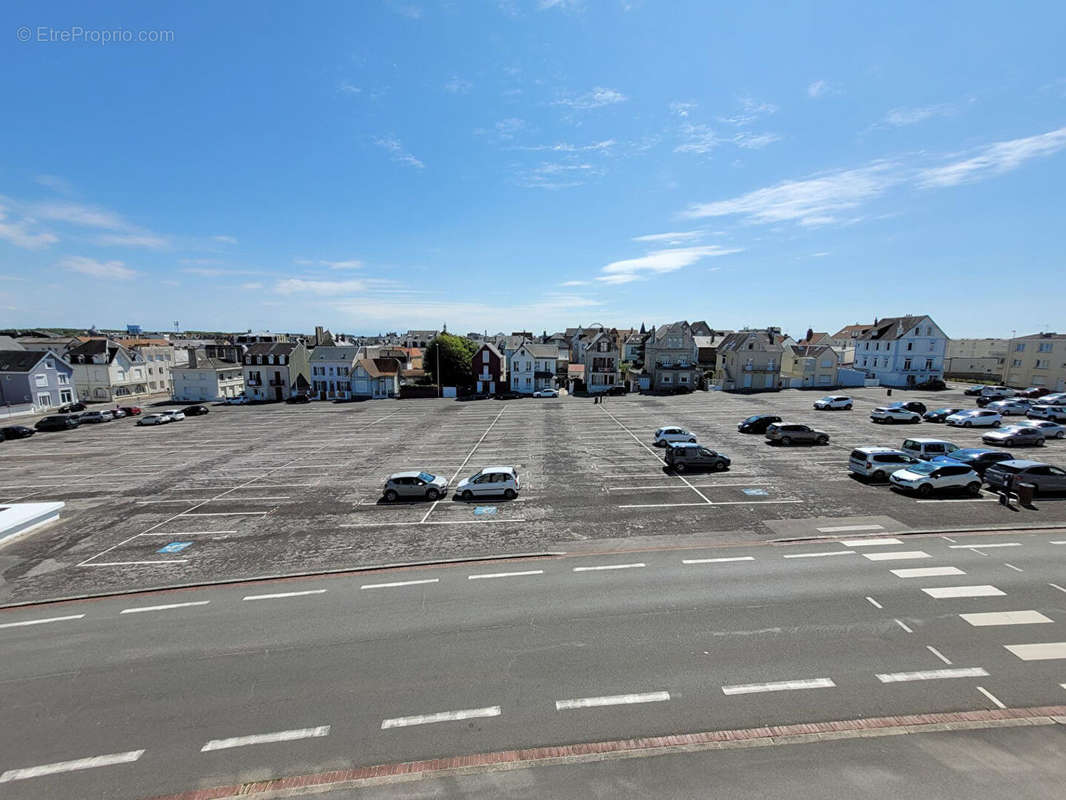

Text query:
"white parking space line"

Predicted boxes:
[[841, 538, 903, 547], [139, 530, 236, 536], [381, 706, 501, 729], [817, 524, 885, 533], [177, 511, 272, 517], [1051, 541, 1066, 545], [467, 570, 544, 580], [555, 691, 670, 710], [876, 667, 988, 683], [960, 610, 1053, 626], [894, 619, 914, 633], [242, 589, 327, 601], [866, 596, 883, 609], [1004, 642, 1066, 661], [891, 566, 965, 578], [0, 614, 85, 629], [421, 406, 509, 525], [923, 585, 1005, 598], [863, 551, 930, 561], [976, 686, 1006, 709], [201, 725, 330, 752], [361, 578, 440, 590], [0, 749, 145, 783], [1050, 583, 1066, 593], [783, 550, 855, 559], [120, 601, 211, 615], [618, 500, 803, 509], [82, 560, 190, 566], [572, 563, 646, 572], [1003, 563, 1024, 572], [722, 678, 835, 695], [682, 556, 755, 564], [949, 542, 1020, 549], [926, 645, 952, 665]]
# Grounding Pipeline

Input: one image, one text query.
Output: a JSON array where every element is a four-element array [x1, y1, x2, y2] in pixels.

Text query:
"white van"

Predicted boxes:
[[900, 438, 960, 460], [848, 447, 923, 481]]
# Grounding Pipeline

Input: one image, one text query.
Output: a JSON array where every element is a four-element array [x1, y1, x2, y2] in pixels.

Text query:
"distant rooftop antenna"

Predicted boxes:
[[174, 320, 180, 333]]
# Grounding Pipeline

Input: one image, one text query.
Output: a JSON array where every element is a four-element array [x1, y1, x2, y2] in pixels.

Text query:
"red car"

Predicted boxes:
[[120, 406, 142, 416], [1017, 387, 1049, 399]]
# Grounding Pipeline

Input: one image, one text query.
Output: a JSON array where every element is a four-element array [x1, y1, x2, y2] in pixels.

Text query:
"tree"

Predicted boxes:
[[425, 333, 479, 388]]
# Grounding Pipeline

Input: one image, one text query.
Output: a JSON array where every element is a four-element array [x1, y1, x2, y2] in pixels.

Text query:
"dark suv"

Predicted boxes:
[[737, 414, 781, 434], [889, 400, 927, 415], [35, 415, 80, 432], [931, 448, 1015, 477], [984, 460, 1066, 496], [664, 442, 730, 473]]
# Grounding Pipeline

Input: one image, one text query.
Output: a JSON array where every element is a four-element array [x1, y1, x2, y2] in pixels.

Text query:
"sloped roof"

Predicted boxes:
[[0, 350, 46, 372], [790, 344, 834, 357], [1018, 331, 1065, 340], [856, 316, 929, 341], [0, 336, 24, 350], [516, 342, 558, 358], [245, 342, 298, 357], [693, 334, 730, 348], [309, 346, 359, 362], [831, 323, 874, 339], [477, 342, 503, 359], [67, 338, 123, 363], [649, 321, 691, 343], [355, 357, 401, 377], [718, 330, 786, 352]]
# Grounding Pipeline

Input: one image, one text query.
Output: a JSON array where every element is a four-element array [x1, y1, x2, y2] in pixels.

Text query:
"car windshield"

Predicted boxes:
[[743, 416, 762, 423], [418, 472, 436, 483], [907, 463, 938, 475]]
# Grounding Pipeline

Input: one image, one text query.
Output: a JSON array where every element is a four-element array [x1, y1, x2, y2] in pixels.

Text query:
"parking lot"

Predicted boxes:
[[2, 386, 1065, 604]]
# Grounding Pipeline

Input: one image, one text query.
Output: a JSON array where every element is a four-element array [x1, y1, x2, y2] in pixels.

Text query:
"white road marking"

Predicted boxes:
[[1004, 642, 1066, 661], [722, 677, 835, 695], [866, 596, 883, 609], [139, 530, 236, 536], [682, 556, 755, 564], [960, 610, 1052, 627], [0, 750, 144, 783], [242, 589, 328, 601], [894, 619, 914, 633], [915, 497, 998, 503], [876, 667, 988, 683], [82, 560, 189, 566], [976, 686, 1006, 709], [949, 542, 1020, 549], [891, 566, 965, 578], [863, 551, 930, 561], [361, 578, 439, 590], [467, 570, 544, 580], [178, 511, 271, 516], [1050, 583, 1066, 593], [381, 705, 501, 729], [926, 645, 952, 665], [618, 500, 803, 508], [422, 406, 509, 524], [573, 563, 646, 572], [1003, 563, 1024, 573], [841, 537, 903, 547], [201, 726, 330, 751], [941, 535, 957, 543], [783, 550, 856, 559], [1051, 540, 1066, 545], [555, 691, 670, 710], [817, 524, 885, 533], [0, 614, 85, 629], [922, 585, 1005, 598], [341, 519, 527, 527], [120, 601, 210, 615]]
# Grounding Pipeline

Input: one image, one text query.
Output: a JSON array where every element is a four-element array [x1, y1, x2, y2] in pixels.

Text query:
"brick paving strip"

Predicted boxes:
[[148, 705, 1066, 800]]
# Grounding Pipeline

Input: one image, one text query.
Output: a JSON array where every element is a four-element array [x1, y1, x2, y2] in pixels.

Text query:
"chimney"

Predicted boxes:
[[315, 325, 324, 346]]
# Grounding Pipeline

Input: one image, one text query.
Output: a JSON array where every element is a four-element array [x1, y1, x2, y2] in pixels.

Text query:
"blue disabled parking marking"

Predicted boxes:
[[474, 506, 498, 516], [157, 541, 192, 554], [742, 488, 769, 496]]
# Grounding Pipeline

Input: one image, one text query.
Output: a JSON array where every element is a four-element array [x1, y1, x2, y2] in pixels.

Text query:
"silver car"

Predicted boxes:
[[1013, 419, 1066, 439], [981, 426, 1045, 448], [382, 471, 449, 502]]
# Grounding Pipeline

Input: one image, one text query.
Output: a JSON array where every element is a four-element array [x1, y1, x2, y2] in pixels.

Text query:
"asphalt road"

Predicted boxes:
[[1, 529, 1064, 798]]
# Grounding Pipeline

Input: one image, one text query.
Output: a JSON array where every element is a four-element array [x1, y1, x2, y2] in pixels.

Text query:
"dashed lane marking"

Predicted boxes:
[[201, 726, 331, 752], [876, 667, 988, 683], [1050, 584, 1066, 593], [926, 645, 952, 665], [381, 706, 501, 730], [1004, 563, 1024, 572], [555, 692, 670, 710], [467, 570, 544, 580], [573, 563, 646, 572], [120, 601, 210, 615], [361, 578, 439, 590], [816, 524, 885, 533], [948, 542, 1020, 549], [243, 589, 328, 601], [682, 556, 755, 564], [0, 750, 145, 783], [841, 538, 903, 547], [894, 619, 914, 633], [722, 678, 835, 695], [891, 566, 965, 578], [0, 614, 85, 629], [783, 550, 855, 559], [923, 585, 1006, 598], [80, 560, 190, 567], [866, 596, 883, 609], [976, 686, 1007, 708]]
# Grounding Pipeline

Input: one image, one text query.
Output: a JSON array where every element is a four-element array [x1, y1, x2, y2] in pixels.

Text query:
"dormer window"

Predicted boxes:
[[278, 355, 286, 365], [268, 355, 274, 364]]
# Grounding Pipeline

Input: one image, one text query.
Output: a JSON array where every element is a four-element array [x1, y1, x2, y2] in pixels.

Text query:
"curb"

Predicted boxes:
[[772, 522, 1066, 544], [144, 705, 1066, 800], [0, 552, 568, 611]]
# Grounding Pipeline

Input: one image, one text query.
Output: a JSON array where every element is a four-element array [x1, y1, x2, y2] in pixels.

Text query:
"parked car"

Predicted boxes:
[[456, 466, 520, 500], [35, 414, 79, 431], [737, 414, 781, 434], [848, 447, 923, 482], [986, 398, 1031, 416], [225, 396, 250, 405], [110, 408, 127, 419], [606, 386, 627, 396], [888, 400, 928, 415], [79, 410, 113, 423], [945, 409, 1002, 427], [1027, 404, 1066, 422], [923, 407, 964, 423], [664, 442, 730, 473], [494, 391, 522, 400], [532, 388, 559, 398], [382, 471, 449, 502], [184, 405, 210, 416], [57, 402, 86, 413], [930, 448, 1015, 477], [981, 386, 1015, 398], [977, 392, 1013, 407], [1041, 393, 1066, 405], [901, 438, 960, 460], [871, 406, 921, 424], [982, 426, 1045, 447], [654, 426, 697, 446], [0, 425, 35, 440], [457, 393, 489, 402], [1017, 387, 1050, 399], [963, 385, 987, 396], [765, 423, 829, 446], [915, 378, 947, 391], [137, 413, 170, 426], [889, 461, 983, 497], [120, 405, 142, 416], [984, 459, 1066, 496], [1012, 419, 1066, 439], [813, 395, 852, 410], [161, 409, 186, 421], [286, 393, 312, 404]]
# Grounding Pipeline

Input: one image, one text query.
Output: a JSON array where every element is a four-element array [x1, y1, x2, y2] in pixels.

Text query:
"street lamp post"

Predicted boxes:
[[1002, 329, 1016, 387]]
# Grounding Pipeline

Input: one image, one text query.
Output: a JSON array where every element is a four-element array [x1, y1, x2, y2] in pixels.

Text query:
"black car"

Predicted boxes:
[[606, 385, 627, 396], [57, 402, 87, 413], [915, 378, 947, 391], [494, 391, 521, 400], [184, 405, 210, 416], [664, 442, 731, 473], [34, 414, 80, 432], [963, 385, 986, 396], [286, 393, 312, 404], [923, 407, 964, 423], [976, 393, 1010, 408], [889, 400, 927, 415], [738, 414, 782, 434], [457, 393, 489, 402], [931, 448, 1015, 477], [0, 425, 36, 441]]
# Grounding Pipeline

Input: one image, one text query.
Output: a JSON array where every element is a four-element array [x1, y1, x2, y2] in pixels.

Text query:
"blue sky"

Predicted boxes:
[[1, 0, 1064, 338]]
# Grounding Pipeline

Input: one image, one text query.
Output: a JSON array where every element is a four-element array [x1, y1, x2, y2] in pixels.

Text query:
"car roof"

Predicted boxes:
[[903, 438, 952, 444], [666, 441, 699, 449], [995, 459, 1046, 468], [854, 446, 905, 454], [480, 466, 516, 473], [389, 471, 426, 479]]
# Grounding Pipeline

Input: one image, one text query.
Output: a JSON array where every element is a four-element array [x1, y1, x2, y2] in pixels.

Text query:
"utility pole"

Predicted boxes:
[[1002, 329, 1016, 387]]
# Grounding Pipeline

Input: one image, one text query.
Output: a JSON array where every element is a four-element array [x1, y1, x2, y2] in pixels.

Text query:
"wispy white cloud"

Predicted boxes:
[[293, 257, 315, 266], [515, 161, 602, 189], [917, 126, 1066, 187], [95, 232, 169, 249], [212, 234, 238, 244], [444, 76, 472, 94], [537, 0, 584, 11], [338, 82, 362, 95], [807, 80, 838, 98], [675, 123, 719, 154], [560, 280, 590, 286], [598, 245, 741, 284], [731, 131, 781, 149], [61, 255, 136, 280], [718, 97, 778, 126], [632, 230, 705, 244], [553, 87, 627, 110], [273, 278, 399, 295], [669, 101, 696, 118], [0, 204, 58, 249], [386, 1, 422, 19], [32, 201, 128, 230], [488, 117, 527, 140], [181, 266, 262, 277], [512, 139, 615, 153], [320, 259, 363, 270], [375, 136, 425, 169]]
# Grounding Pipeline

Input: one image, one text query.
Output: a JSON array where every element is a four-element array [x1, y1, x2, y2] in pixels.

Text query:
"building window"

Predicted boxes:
[[906, 342, 912, 351], [483, 350, 489, 363], [57, 373, 69, 385], [34, 373, 48, 387], [1038, 342, 1053, 352], [46, 359, 55, 369], [1035, 359, 1049, 369], [1012, 359, 1022, 367], [925, 327, 932, 335], [1015, 343, 1025, 352], [925, 358, 934, 370], [904, 358, 912, 371]]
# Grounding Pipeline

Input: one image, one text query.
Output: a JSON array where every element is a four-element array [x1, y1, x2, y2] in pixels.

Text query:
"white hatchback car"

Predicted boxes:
[[654, 426, 697, 446], [945, 409, 1002, 427], [870, 406, 921, 424], [1027, 404, 1066, 422], [889, 461, 983, 497], [163, 410, 186, 421], [814, 395, 853, 410], [532, 388, 559, 398], [456, 466, 520, 500]]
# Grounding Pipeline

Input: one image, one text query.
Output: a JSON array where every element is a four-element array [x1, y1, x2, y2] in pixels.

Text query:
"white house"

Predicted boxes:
[[66, 339, 155, 401], [171, 349, 244, 402], [509, 342, 558, 394], [309, 346, 359, 400], [853, 315, 948, 387]]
